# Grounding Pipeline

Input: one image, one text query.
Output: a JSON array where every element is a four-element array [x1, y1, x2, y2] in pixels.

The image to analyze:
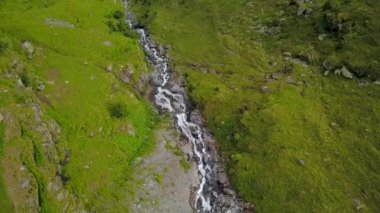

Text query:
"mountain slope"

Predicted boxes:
[[0, 0, 157, 211], [130, 0, 380, 212]]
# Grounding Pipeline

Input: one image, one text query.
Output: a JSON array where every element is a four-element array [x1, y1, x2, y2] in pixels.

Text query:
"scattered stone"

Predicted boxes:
[[84, 165, 89, 169], [318, 34, 328, 41], [17, 78, 25, 87], [297, 7, 306, 16], [353, 199, 363, 210], [374, 81, 380, 85], [341, 66, 353, 79], [271, 73, 281, 80], [223, 188, 235, 196], [281, 65, 294, 74], [297, 159, 305, 166], [120, 69, 133, 84], [21, 41, 34, 58], [305, 8, 313, 16], [106, 64, 113, 73], [260, 85, 269, 93], [285, 76, 296, 84], [103, 41, 112, 47], [89, 76, 95, 81], [218, 172, 229, 185], [20, 178, 30, 189], [282, 52, 292, 57], [330, 122, 339, 128], [322, 60, 332, 71], [324, 71, 330, 76], [89, 131, 95, 138], [36, 81, 45, 91], [45, 18, 75, 29], [64, 80, 69, 84]]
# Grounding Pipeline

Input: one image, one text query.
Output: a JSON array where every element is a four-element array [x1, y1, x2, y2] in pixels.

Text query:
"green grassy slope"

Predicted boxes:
[[0, 0, 157, 211], [130, 0, 380, 212]]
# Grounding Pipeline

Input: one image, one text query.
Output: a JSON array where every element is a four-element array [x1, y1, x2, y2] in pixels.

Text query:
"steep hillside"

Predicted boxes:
[[0, 0, 157, 211], [130, 0, 380, 212]]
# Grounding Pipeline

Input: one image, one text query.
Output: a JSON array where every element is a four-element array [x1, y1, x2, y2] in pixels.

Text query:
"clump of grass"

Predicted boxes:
[[153, 173, 163, 184], [165, 141, 190, 172], [20, 71, 31, 87], [107, 10, 138, 38], [0, 40, 8, 54], [108, 102, 128, 118]]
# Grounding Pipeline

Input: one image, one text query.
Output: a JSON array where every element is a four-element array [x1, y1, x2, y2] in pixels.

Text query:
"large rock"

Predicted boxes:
[[341, 66, 353, 79], [334, 66, 353, 79]]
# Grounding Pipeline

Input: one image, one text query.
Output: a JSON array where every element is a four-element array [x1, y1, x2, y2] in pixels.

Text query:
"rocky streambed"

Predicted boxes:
[[123, 1, 253, 212]]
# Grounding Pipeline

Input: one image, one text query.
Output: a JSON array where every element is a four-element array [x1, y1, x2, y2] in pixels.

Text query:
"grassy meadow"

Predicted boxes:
[[0, 0, 157, 211], [130, 0, 380, 212]]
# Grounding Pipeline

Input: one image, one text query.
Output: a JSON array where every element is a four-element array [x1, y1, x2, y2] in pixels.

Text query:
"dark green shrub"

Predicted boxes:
[[108, 102, 128, 118], [20, 71, 31, 87], [113, 10, 124, 20]]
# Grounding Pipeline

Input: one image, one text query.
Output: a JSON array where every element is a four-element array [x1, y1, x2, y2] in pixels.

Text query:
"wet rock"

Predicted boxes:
[[170, 84, 186, 95], [223, 188, 236, 196], [218, 172, 229, 185], [260, 85, 269, 93]]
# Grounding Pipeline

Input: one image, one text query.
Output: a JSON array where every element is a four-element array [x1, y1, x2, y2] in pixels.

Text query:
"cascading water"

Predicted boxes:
[[123, 1, 247, 212]]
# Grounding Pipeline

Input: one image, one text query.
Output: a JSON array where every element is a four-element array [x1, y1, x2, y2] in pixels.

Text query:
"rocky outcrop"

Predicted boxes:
[[0, 56, 85, 212]]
